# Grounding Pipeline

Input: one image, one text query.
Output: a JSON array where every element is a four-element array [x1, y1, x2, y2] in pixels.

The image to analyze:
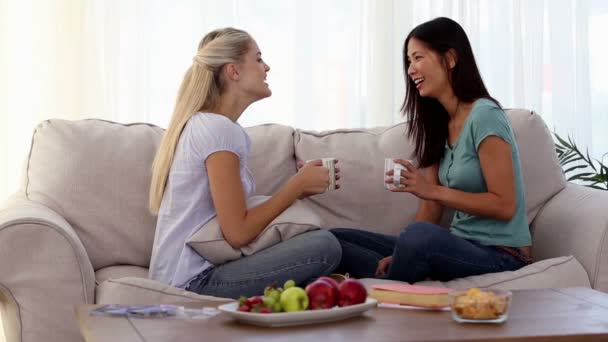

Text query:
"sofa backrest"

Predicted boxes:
[[294, 123, 420, 235], [26, 120, 162, 270], [245, 124, 298, 196], [23, 109, 565, 269], [505, 109, 566, 223]]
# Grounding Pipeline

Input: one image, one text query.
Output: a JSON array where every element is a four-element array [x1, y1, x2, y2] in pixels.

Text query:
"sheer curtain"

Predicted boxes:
[[1, 0, 606, 201], [404, 0, 608, 182]]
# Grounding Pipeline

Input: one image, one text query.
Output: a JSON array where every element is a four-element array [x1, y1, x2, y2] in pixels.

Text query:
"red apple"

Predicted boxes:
[[337, 279, 367, 307], [317, 276, 340, 290], [305, 280, 338, 310]]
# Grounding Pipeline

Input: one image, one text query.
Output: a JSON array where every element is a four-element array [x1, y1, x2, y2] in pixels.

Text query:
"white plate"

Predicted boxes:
[[218, 298, 378, 327]]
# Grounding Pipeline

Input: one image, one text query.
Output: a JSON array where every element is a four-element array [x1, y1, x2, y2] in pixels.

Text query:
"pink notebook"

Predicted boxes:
[[372, 283, 452, 294], [369, 283, 452, 308]]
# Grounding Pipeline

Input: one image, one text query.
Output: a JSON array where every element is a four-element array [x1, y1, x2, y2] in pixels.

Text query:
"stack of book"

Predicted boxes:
[[369, 283, 452, 308]]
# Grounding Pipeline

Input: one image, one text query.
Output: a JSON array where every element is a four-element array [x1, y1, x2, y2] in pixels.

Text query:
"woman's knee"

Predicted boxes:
[[398, 222, 446, 250], [304, 230, 343, 264], [329, 227, 360, 241]]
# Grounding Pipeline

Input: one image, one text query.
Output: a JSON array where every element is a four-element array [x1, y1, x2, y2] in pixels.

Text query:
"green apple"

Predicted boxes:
[[279, 287, 309, 312], [284, 279, 296, 289]]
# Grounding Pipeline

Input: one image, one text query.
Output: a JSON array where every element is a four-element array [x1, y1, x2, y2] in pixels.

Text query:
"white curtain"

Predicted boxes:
[[1, 0, 607, 201]]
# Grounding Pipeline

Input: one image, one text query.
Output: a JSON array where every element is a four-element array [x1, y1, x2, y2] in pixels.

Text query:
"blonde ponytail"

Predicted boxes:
[[149, 28, 252, 214]]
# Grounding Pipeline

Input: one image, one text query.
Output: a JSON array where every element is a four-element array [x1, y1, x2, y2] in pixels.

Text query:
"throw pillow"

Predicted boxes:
[[186, 196, 321, 265]]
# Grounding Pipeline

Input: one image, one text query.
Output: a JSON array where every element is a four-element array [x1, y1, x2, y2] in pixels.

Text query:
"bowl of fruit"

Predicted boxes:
[[218, 277, 377, 327]]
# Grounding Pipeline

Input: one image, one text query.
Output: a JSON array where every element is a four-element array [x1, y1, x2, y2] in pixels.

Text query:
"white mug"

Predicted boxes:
[[384, 158, 411, 190], [306, 158, 337, 191]]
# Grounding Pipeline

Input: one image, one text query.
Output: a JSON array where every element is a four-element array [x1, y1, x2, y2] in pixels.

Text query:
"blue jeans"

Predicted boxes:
[[330, 222, 525, 283], [186, 230, 342, 299]]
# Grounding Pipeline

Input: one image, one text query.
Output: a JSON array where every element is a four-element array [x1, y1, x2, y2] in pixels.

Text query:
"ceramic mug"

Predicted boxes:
[[384, 158, 412, 190], [306, 158, 337, 191]]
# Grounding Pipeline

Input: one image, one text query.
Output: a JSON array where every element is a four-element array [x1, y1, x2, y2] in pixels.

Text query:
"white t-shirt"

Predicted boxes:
[[148, 112, 256, 288]]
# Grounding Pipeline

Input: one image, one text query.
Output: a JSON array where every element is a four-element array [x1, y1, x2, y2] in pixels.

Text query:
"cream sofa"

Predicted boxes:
[[1, 109, 607, 342]]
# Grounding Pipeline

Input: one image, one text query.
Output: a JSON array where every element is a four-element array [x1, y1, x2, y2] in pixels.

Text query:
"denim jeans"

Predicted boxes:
[[330, 222, 525, 283], [186, 230, 342, 299]]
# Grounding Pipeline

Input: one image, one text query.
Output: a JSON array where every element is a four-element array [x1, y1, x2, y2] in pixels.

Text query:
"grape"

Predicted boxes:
[[237, 281, 294, 314], [263, 296, 276, 307], [249, 296, 263, 306], [269, 290, 281, 302]]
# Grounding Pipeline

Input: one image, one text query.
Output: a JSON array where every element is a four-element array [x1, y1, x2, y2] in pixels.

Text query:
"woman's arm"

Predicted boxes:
[[207, 152, 330, 248], [397, 136, 517, 221], [412, 163, 443, 224]]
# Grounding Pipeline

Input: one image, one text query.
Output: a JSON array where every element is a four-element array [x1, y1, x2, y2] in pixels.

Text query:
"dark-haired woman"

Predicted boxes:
[[331, 17, 532, 283]]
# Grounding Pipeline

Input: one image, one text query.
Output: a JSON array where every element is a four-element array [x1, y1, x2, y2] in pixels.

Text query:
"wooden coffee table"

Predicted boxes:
[[76, 287, 608, 341]]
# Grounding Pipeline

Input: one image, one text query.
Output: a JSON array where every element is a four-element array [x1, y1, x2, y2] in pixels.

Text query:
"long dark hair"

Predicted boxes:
[[401, 17, 500, 167]]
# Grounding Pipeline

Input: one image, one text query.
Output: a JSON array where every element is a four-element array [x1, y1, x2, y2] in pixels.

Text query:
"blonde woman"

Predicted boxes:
[[148, 28, 341, 299]]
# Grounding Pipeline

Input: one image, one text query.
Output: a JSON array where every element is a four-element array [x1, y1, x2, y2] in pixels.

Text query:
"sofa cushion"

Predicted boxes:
[[186, 196, 320, 264], [359, 256, 590, 291], [95, 265, 149, 285], [295, 123, 418, 235], [25, 119, 162, 270], [505, 109, 566, 223], [440, 255, 590, 290], [96, 277, 232, 305], [245, 124, 297, 196]]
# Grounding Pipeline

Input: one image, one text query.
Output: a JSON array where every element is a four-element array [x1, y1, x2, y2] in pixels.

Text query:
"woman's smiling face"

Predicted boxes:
[[235, 39, 272, 101], [406, 38, 453, 99]]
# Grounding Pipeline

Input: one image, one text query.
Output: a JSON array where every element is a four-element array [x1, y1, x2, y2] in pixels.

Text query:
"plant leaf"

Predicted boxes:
[[590, 174, 608, 182], [600, 163, 608, 178], [564, 165, 590, 174], [554, 133, 571, 149], [584, 150, 597, 172], [552, 131, 607, 191], [561, 154, 582, 166], [567, 173, 595, 182]]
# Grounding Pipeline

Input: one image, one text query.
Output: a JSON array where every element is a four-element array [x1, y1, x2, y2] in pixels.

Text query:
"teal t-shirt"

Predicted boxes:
[[438, 99, 532, 247]]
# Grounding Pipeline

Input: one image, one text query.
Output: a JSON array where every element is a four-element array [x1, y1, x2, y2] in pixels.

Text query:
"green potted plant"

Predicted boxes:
[[554, 133, 607, 190]]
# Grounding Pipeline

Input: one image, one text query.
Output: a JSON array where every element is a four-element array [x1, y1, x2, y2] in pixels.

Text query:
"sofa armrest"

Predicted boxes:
[[0, 194, 95, 342], [532, 183, 608, 292]]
